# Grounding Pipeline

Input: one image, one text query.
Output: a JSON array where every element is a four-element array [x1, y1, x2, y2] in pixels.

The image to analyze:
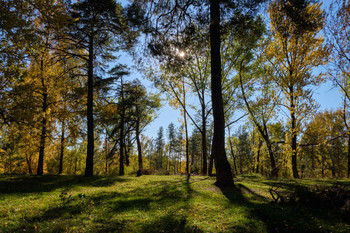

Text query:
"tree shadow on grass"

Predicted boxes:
[[6, 177, 199, 232], [220, 184, 350, 233], [140, 212, 203, 233], [0, 175, 130, 195]]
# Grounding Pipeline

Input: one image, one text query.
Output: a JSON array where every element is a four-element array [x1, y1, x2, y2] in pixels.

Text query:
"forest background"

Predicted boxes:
[[1, 0, 350, 181]]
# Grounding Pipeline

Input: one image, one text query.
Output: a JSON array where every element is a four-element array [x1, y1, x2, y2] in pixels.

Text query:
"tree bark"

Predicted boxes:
[[119, 77, 125, 176], [37, 60, 47, 176], [290, 86, 299, 178], [201, 104, 208, 175], [183, 79, 190, 176], [208, 152, 214, 176], [348, 133, 350, 178], [26, 153, 32, 175], [58, 120, 65, 175], [136, 116, 143, 176], [256, 139, 262, 173], [228, 128, 238, 175], [85, 35, 94, 177], [209, 0, 233, 186]]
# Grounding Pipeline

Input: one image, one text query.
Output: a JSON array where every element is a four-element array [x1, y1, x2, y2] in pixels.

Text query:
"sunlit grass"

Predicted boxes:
[[0, 174, 349, 232]]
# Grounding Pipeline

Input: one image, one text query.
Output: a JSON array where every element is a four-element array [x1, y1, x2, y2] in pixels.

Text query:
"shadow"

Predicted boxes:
[[0, 175, 130, 195], [140, 212, 203, 233], [236, 183, 269, 201], [219, 184, 350, 233]]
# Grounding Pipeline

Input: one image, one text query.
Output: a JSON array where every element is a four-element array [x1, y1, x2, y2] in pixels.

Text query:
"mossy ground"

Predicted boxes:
[[0, 174, 349, 232]]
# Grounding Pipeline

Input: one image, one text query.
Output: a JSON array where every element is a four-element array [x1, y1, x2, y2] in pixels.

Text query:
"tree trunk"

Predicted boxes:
[[208, 152, 214, 176], [290, 86, 299, 178], [267, 142, 278, 177], [228, 127, 237, 175], [183, 79, 190, 176], [37, 60, 47, 176], [26, 153, 32, 175], [256, 139, 262, 173], [185, 113, 189, 175], [348, 133, 350, 178], [125, 136, 130, 166], [105, 130, 109, 175], [85, 35, 94, 177], [201, 105, 208, 175], [209, 0, 233, 186], [136, 117, 143, 176], [58, 120, 65, 175], [119, 77, 125, 176]]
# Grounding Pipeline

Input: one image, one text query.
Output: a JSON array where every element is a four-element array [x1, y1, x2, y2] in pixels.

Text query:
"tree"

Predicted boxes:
[[300, 110, 347, 178], [167, 123, 177, 173], [155, 126, 165, 170], [68, 0, 137, 176], [325, 0, 350, 178], [127, 80, 160, 176], [139, 0, 266, 185], [266, 0, 329, 178]]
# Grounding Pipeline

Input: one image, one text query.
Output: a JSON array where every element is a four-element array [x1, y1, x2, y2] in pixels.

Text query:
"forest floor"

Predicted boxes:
[[0, 174, 350, 233]]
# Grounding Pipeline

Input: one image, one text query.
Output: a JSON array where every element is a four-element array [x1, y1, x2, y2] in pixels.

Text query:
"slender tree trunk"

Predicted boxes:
[[208, 152, 214, 176], [348, 133, 350, 178], [311, 145, 315, 177], [74, 158, 77, 175], [201, 105, 208, 175], [239, 152, 243, 174], [119, 77, 125, 176], [119, 122, 125, 176], [37, 60, 47, 176], [256, 139, 262, 173], [228, 130, 238, 175], [136, 117, 143, 176], [105, 129, 109, 175], [209, 0, 233, 186], [183, 79, 190, 176], [125, 136, 130, 167], [26, 153, 32, 175], [290, 86, 299, 178], [321, 150, 325, 178], [185, 113, 189, 175], [58, 120, 65, 175], [85, 35, 94, 177]]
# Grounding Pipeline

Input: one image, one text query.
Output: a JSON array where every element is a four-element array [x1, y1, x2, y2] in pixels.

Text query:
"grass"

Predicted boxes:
[[0, 174, 349, 232]]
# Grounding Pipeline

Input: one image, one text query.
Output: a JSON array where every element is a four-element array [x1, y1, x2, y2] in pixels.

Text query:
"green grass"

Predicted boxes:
[[0, 174, 349, 232]]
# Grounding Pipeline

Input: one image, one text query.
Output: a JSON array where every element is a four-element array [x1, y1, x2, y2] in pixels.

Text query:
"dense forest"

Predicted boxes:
[[1, 0, 350, 184]]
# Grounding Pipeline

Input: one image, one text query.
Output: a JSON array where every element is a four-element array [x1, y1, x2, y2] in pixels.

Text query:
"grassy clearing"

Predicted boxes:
[[0, 174, 349, 232]]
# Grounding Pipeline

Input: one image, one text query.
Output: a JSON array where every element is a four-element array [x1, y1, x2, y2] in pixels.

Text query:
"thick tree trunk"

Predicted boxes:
[[136, 118, 143, 176], [85, 35, 94, 177], [37, 60, 47, 176], [290, 86, 299, 178], [209, 0, 233, 186], [58, 120, 65, 175]]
